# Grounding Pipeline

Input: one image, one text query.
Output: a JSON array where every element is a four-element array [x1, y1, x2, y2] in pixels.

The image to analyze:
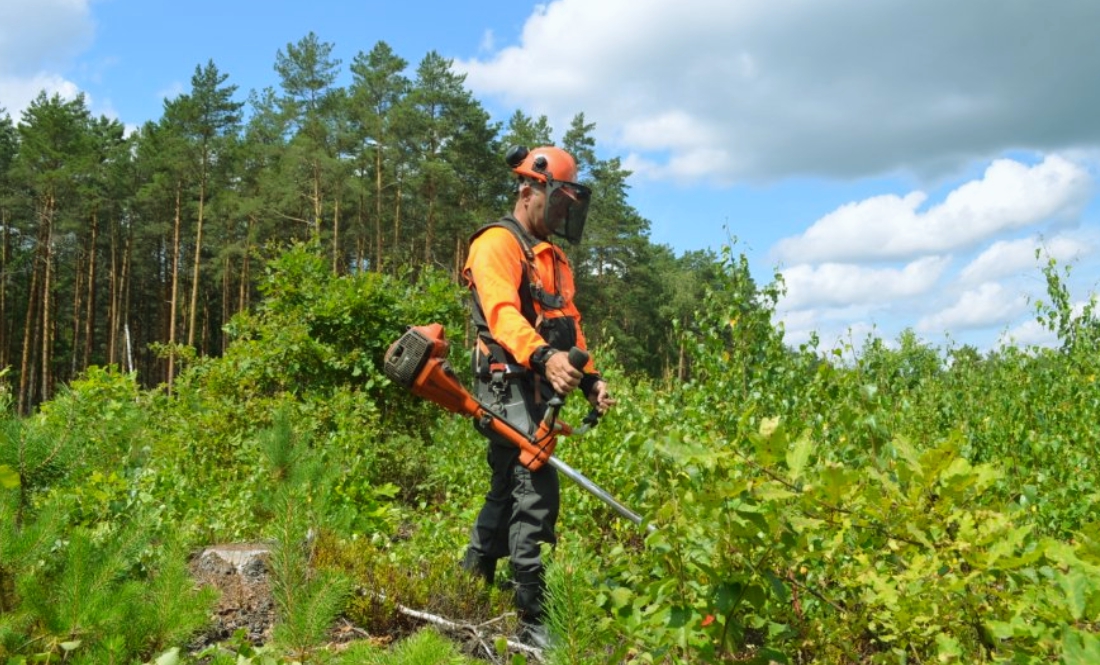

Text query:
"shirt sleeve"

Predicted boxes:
[[465, 227, 548, 366]]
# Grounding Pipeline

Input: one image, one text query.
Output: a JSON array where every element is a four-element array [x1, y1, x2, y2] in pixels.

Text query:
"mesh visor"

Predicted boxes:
[[544, 181, 591, 245]]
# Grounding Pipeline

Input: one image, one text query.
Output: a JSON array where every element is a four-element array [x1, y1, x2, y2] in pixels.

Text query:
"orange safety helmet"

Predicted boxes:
[[506, 145, 591, 245], [507, 145, 579, 184]]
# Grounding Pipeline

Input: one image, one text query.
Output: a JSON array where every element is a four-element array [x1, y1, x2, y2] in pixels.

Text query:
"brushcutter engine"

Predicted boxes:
[[384, 324, 573, 470]]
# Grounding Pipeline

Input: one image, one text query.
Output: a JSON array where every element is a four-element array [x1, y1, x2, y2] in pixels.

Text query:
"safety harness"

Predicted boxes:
[[467, 215, 573, 404]]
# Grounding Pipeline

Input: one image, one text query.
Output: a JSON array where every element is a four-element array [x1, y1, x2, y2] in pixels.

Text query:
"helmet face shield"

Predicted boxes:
[[545, 180, 591, 245], [507, 145, 592, 244]]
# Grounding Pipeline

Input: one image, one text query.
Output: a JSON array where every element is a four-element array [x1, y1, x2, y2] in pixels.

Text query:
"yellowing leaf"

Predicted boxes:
[[759, 417, 781, 439], [786, 434, 813, 481], [755, 482, 797, 502]]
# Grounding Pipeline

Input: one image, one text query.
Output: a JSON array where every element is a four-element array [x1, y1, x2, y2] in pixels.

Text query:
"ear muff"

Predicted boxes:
[[505, 145, 529, 169]]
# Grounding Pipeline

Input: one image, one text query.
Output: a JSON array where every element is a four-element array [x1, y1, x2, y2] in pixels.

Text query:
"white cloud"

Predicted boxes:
[[960, 234, 1094, 284], [0, 0, 93, 118], [778, 256, 950, 310], [999, 319, 1057, 349], [479, 30, 496, 53], [456, 0, 1100, 182], [0, 73, 84, 119], [917, 282, 1028, 333], [772, 156, 1092, 264], [779, 307, 881, 351]]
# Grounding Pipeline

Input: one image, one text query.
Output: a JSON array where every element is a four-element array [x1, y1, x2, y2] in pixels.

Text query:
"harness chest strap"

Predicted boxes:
[[467, 217, 563, 369]]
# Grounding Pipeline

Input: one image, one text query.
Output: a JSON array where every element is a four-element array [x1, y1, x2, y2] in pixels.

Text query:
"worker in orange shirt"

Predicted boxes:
[[461, 145, 614, 646]]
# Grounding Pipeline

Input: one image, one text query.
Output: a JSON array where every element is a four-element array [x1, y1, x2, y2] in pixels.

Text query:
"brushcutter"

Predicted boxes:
[[384, 324, 653, 532]]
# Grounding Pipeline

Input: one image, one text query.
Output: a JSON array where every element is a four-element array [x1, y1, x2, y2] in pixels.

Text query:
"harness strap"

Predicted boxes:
[[468, 215, 564, 369]]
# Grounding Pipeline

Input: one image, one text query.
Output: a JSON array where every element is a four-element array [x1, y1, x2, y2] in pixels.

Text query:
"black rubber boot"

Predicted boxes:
[[514, 568, 552, 648], [461, 547, 497, 586]]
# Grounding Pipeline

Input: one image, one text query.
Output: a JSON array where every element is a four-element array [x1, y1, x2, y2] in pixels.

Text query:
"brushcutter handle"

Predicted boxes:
[[542, 347, 589, 425], [566, 348, 603, 431], [567, 347, 589, 371]]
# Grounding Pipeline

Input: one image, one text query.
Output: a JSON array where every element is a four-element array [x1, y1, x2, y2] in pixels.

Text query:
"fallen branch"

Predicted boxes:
[[363, 589, 543, 662]]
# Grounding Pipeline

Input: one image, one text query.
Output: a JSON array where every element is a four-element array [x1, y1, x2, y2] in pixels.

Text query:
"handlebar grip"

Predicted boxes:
[[567, 347, 589, 370]]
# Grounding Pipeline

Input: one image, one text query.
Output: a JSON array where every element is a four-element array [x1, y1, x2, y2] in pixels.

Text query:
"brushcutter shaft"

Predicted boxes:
[[550, 346, 655, 532], [549, 455, 656, 533]]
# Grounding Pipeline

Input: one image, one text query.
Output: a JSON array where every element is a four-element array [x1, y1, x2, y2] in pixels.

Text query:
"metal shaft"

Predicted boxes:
[[549, 456, 656, 533]]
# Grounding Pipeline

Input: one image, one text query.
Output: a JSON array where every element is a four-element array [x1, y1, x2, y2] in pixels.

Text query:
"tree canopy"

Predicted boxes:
[[0, 37, 730, 412]]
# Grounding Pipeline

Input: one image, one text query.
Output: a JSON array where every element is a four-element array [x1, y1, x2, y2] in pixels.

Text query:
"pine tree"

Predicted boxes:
[[177, 61, 243, 351], [0, 111, 18, 373], [275, 32, 344, 246], [349, 42, 410, 272], [10, 93, 95, 411]]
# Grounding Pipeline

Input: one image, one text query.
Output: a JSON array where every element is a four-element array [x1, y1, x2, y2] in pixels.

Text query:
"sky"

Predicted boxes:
[[3, 0, 1100, 354]]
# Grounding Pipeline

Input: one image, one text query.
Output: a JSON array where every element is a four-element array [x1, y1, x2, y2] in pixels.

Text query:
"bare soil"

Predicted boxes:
[[187, 544, 277, 648]]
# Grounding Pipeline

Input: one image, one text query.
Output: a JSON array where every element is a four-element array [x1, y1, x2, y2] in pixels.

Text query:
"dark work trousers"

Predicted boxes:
[[464, 372, 560, 624]]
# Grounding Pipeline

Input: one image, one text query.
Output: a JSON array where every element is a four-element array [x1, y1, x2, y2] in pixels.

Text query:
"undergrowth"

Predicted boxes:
[[1, 245, 1098, 664]]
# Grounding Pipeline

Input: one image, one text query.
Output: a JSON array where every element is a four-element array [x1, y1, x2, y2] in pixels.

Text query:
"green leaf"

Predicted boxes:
[[754, 647, 790, 664], [0, 464, 18, 489], [610, 586, 633, 609], [754, 417, 788, 465], [935, 633, 962, 661], [1062, 629, 1100, 665], [786, 433, 812, 481], [985, 523, 1034, 568], [668, 605, 692, 628], [60, 640, 82, 652], [714, 581, 742, 613], [743, 584, 766, 610], [1059, 570, 1090, 621]]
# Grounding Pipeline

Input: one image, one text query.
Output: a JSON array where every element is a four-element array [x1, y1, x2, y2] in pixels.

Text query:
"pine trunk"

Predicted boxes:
[[107, 217, 120, 368], [239, 215, 253, 315], [313, 159, 323, 241], [392, 181, 402, 270], [221, 253, 231, 354], [168, 183, 182, 394], [120, 225, 133, 373], [70, 249, 85, 377], [17, 231, 41, 414], [424, 181, 435, 265], [188, 178, 205, 349], [39, 197, 55, 405], [83, 208, 99, 368], [374, 147, 383, 272], [332, 197, 340, 274]]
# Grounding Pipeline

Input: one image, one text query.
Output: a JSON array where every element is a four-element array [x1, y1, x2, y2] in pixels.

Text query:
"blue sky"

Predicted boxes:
[[3, 0, 1100, 354]]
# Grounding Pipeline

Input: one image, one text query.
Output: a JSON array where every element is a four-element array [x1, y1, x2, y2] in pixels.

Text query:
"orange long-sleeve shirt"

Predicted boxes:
[[464, 225, 596, 374]]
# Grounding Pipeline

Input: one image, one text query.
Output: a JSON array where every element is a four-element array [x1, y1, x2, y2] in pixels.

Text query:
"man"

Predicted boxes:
[[461, 145, 614, 645]]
